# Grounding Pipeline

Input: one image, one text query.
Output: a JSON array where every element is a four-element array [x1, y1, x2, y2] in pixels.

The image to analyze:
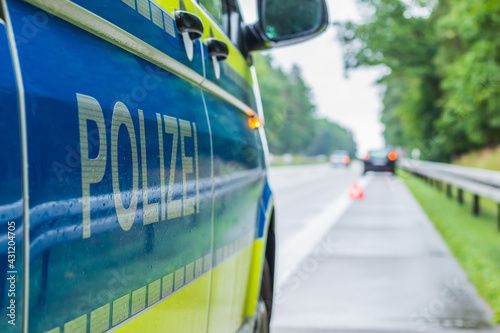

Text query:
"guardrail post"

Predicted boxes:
[[458, 189, 464, 205], [473, 195, 480, 216], [446, 184, 452, 198]]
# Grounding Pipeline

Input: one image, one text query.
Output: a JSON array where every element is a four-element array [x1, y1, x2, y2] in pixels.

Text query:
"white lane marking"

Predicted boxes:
[[277, 175, 373, 288]]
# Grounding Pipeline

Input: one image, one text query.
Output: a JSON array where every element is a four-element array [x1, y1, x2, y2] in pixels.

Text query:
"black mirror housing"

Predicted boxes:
[[244, 0, 329, 53]]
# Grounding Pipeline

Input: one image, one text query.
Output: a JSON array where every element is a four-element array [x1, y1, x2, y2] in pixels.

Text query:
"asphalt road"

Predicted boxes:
[[268, 163, 497, 333], [269, 162, 362, 285], [269, 163, 362, 244]]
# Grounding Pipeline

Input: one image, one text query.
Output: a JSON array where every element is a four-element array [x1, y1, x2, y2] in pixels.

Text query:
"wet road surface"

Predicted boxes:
[[269, 163, 497, 333]]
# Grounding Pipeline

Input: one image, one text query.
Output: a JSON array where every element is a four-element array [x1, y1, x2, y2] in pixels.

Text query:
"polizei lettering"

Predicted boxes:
[[77, 94, 200, 239]]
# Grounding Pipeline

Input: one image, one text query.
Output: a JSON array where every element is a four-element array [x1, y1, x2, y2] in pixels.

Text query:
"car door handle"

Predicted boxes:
[[175, 10, 204, 40], [206, 38, 229, 61]]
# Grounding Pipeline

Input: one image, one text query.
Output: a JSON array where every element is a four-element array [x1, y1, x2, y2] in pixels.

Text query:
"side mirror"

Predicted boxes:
[[244, 0, 329, 53]]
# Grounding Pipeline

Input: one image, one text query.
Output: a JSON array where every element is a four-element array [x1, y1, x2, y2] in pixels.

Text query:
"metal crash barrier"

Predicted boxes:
[[399, 159, 500, 230]]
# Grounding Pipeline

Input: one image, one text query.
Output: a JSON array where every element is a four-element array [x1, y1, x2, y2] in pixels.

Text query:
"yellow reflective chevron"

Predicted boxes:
[[207, 244, 253, 333]]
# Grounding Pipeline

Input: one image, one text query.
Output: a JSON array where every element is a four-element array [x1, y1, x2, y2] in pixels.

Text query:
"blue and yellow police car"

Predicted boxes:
[[0, 0, 328, 332]]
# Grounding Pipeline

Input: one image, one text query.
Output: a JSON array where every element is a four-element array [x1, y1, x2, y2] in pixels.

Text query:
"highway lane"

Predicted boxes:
[[268, 162, 362, 285], [269, 162, 362, 242], [268, 165, 497, 333]]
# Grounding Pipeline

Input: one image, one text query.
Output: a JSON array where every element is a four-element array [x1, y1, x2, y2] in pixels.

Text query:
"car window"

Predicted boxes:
[[369, 150, 388, 158], [199, 0, 224, 27]]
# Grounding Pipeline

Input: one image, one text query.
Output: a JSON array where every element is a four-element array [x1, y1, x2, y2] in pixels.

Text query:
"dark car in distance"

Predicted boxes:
[[363, 149, 398, 174]]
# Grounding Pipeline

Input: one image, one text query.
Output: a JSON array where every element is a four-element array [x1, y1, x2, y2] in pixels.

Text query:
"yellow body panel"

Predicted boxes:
[[154, 0, 196, 14], [243, 239, 265, 317], [114, 274, 211, 333], [207, 244, 253, 333], [113, 242, 261, 333]]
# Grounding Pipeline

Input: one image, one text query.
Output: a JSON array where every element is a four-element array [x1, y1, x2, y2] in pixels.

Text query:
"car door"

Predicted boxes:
[[0, 12, 24, 333], [193, 1, 268, 332], [4, 0, 214, 331]]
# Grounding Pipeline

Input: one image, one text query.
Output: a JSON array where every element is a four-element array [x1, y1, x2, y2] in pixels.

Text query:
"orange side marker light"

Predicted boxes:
[[248, 116, 262, 129]]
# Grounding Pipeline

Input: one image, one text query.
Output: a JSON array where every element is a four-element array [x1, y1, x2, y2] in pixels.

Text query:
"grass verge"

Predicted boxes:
[[399, 170, 500, 322], [453, 145, 500, 171]]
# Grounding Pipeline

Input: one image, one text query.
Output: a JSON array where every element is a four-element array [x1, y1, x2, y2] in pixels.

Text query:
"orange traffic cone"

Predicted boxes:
[[349, 182, 365, 200]]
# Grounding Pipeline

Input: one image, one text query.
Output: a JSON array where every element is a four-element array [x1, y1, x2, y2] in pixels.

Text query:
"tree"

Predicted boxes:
[[254, 54, 357, 156], [336, 0, 500, 161]]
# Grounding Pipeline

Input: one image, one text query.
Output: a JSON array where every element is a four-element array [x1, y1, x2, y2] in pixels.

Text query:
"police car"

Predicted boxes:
[[0, 0, 328, 332]]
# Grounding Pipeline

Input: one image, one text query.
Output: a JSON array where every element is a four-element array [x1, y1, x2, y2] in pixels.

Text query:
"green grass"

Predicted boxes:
[[453, 145, 500, 171], [399, 170, 500, 322]]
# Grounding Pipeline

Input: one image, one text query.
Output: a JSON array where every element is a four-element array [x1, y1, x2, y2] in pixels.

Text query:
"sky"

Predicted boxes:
[[239, 0, 386, 156]]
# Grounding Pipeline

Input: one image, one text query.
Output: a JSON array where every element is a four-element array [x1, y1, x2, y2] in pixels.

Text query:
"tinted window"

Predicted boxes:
[[369, 150, 388, 158]]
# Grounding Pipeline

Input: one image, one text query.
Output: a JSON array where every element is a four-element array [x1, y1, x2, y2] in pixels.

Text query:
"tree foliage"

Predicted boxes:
[[254, 54, 357, 156], [336, 0, 500, 161]]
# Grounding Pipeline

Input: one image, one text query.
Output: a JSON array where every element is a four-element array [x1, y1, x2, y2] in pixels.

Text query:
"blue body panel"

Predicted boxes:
[[203, 92, 264, 260], [203, 52, 257, 111], [202, 38, 266, 327], [0, 21, 24, 333], [70, 0, 205, 77], [257, 179, 272, 238], [69, 0, 258, 115], [7, 0, 213, 331]]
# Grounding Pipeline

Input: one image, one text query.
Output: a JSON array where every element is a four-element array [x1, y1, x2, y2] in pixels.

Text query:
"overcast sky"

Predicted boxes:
[[239, 0, 386, 156]]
